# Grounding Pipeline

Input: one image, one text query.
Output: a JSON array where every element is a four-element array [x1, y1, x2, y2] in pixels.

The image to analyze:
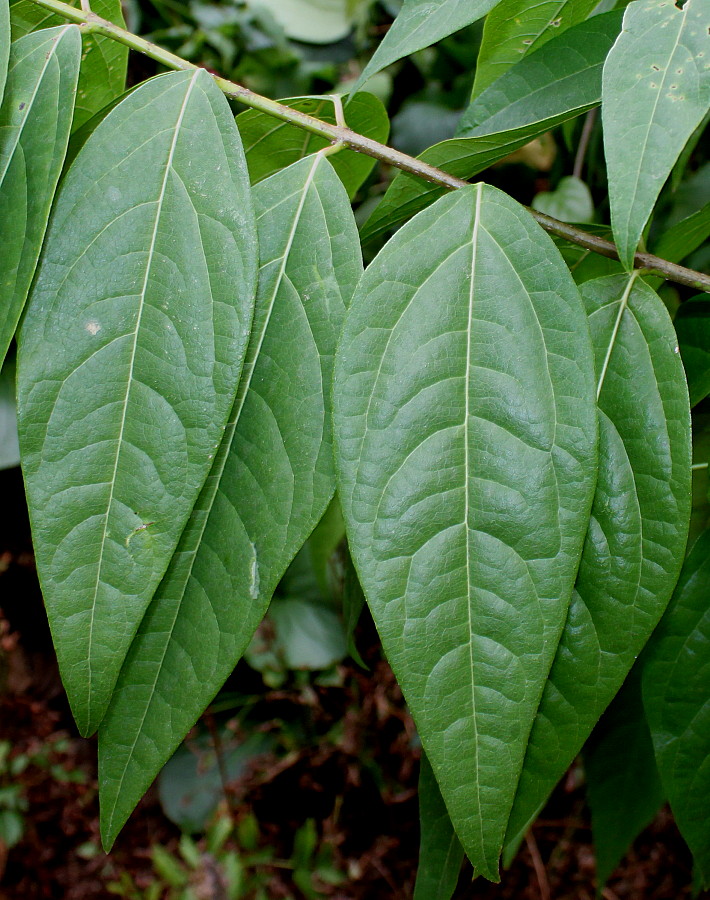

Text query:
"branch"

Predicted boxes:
[[27, 0, 710, 294]]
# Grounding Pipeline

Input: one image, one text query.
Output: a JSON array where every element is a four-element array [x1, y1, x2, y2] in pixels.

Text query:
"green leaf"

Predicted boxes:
[[255, 0, 370, 44], [268, 597, 347, 670], [10, 0, 127, 129], [360, 10, 623, 245], [584, 667, 665, 888], [0, 25, 81, 366], [602, 0, 710, 270], [531, 175, 594, 223], [237, 92, 389, 199], [334, 183, 598, 879], [97, 153, 362, 849], [353, 0, 502, 93], [0, 0, 9, 104], [652, 201, 710, 268], [17, 70, 258, 737], [472, 0, 598, 99], [676, 298, 710, 407], [505, 274, 691, 844], [414, 753, 464, 900], [0, 355, 19, 471], [643, 528, 710, 885]]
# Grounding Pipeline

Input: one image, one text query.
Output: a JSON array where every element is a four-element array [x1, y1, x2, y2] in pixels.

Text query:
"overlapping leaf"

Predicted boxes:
[[98, 153, 362, 848], [643, 529, 710, 884], [0, 25, 80, 366], [360, 10, 623, 245], [17, 70, 257, 737], [414, 753, 464, 900], [237, 92, 389, 198], [334, 183, 598, 879], [472, 0, 598, 98], [353, 0, 502, 93], [602, 0, 710, 270], [505, 274, 691, 843]]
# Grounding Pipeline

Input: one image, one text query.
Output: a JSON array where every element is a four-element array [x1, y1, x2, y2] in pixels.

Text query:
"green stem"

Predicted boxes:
[[26, 0, 710, 294]]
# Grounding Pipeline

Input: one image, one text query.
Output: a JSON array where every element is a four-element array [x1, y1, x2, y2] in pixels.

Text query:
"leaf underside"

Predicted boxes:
[[98, 153, 362, 849], [17, 70, 257, 736], [334, 183, 598, 879]]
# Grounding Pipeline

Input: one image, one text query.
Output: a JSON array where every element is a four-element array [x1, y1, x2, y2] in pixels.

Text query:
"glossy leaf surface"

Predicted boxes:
[[585, 668, 665, 887], [334, 183, 597, 878], [361, 11, 622, 245], [643, 529, 710, 884], [506, 274, 691, 842], [414, 754, 464, 900], [237, 93, 389, 199], [10, 0, 127, 129], [472, 0, 598, 98], [17, 70, 257, 736], [0, 25, 80, 366], [602, 0, 710, 269], [353, 0, 502, 92], [98, 154, 361, 848]]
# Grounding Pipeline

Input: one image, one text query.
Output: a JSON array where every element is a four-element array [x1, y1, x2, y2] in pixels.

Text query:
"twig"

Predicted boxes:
[[525, 830, 551, 900], [25, 0, 710, 293], [573, 109, 597, 180]]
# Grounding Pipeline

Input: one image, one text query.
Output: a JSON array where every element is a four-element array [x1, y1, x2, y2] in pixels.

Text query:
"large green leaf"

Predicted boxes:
[[17, 70, 257, 737], [643, 529, 710, 885], [334, 183, 598, 879], [505, 274, 691, 843], [360, 10, 623, 245], [414, 754, 464, 900], [472, 0, 598, 98], [10, 0, 127, 129], [352, 0, 502, 93], [237, 92, 389, 200], [0, 25, 80, 366], [584, 668, 665, 887], [97, 153, 361, 848], [602, 0, 710, 270], [0, 0, 8, 104]]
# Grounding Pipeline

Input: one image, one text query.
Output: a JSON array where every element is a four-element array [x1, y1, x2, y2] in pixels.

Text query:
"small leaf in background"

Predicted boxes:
[[10, 0, 127, 129], [0, 0, 8, 103], [250, 0, 371, 44], [643, 529, 710, 886], [342, 553, 367, 668], [602, 0, 710, 270], [353, 0, 502, 93], [98, 153, 362, 850], [532, 175, 594, 223], [472, 0, 598, 98], [414, 753, 464, 900], [18, 70, 258, 737], [361, 10, 623, 245], [335, 183, 597, 879], [0, 356, 19, 471], [675, 298, 710, 407], [263, 597, 347, 671], [0, 25, 81, 366], [506, 273, 691, 846], [585, 668, 665, 889], [237, 92, 389, 199]]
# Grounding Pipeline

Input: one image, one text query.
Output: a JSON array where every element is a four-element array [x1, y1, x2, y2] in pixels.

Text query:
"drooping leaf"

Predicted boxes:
[[676, 298, 710, 407], [353, 0, 502, 93], [584, 667, 665, 888], [0, 25, 81, 366], [0, 0, 9, 104], [17, 70, 258, 737], [531, 175, 594, 223], [237, 92, 389, 199], [414, 753, 464, 900], [602, 0, 710, 270], [505, 273, 691, 844], [643, 528, 710, 885], [360, 10, 623, 245], [98, 153, 362, 849], [334, 183, 598, 879], [0, 355, 19, 471], [472, 0, 598, 98], [10, 0, 127, 129]]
